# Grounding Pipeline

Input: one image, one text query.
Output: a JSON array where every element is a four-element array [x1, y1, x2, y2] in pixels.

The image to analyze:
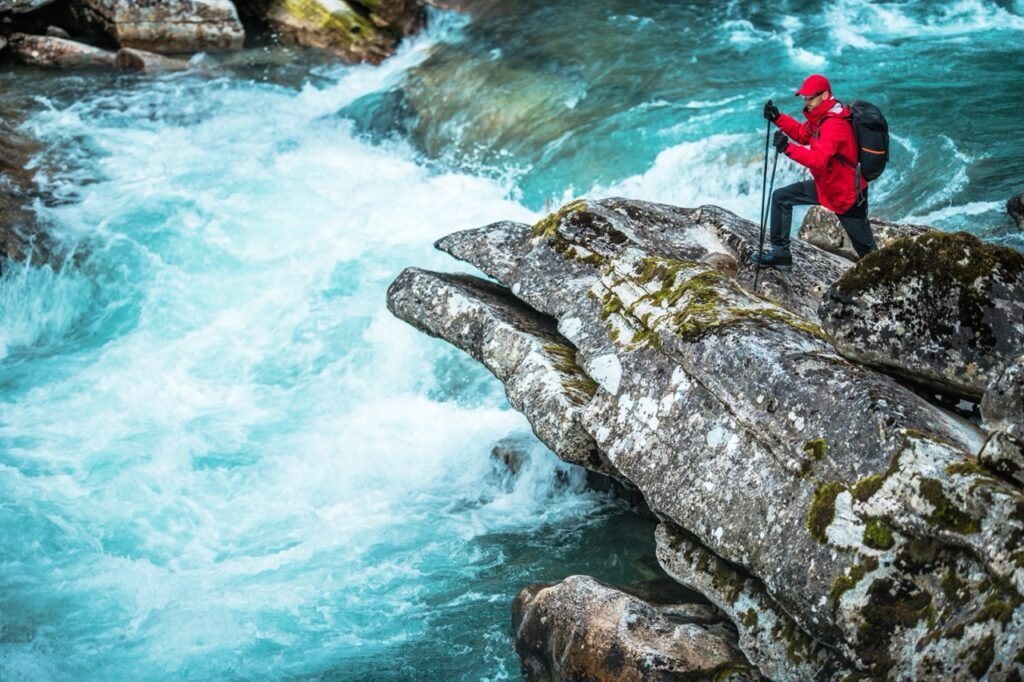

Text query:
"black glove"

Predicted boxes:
[[773, 129, 789, 154], [763, 100, 780, 122]]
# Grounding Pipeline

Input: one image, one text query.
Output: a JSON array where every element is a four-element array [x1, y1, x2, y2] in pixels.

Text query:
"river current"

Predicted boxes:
[[1, 1, 1023, 679]]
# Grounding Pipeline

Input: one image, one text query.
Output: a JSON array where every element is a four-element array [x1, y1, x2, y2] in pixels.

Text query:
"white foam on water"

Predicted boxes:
[[0, 13, 618, 680], [588, 133, 806, 223], [825, 0, 1024, 47]]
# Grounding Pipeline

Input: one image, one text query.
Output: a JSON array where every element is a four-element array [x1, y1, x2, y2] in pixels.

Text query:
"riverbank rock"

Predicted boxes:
[[799, 205, 933, 261], [819, 231, 1024, 399], [512, 575, 760, 681], [259, 0, 424, 64], [8, 32, 115, 67], [0, 113, 54, 266], [0, 0, 58, 12], [1009, 193, 1024, 230], [388, 198, 1024, 679], [78, 0, 244, 53]]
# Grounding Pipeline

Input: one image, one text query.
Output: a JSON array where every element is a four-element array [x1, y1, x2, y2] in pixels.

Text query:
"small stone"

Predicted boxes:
[[114, 47, 189, 72], [45, 25, 71, 39]]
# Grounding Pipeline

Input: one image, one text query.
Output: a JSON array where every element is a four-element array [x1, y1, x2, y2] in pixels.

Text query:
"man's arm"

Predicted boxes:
[[785, 118, 843, 172], [775, 112, 811, 145]]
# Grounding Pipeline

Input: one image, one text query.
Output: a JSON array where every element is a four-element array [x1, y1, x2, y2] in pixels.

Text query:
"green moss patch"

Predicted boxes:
[[918, 478, 982, 534], [543, 343, 598, 405], [830, 556, 880, 611], [807, 481, 845, 543], [969, 635, 995, 678], [853, 474, 885, 502], [532, 198, 587, 238], [862, 518, 895, 550]]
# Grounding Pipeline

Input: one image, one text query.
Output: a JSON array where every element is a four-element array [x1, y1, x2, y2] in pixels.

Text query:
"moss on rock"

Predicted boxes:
[[807, 481, 845, 543], [918, 478, 981, 534], [830, 555, 880, 610], [862, 518, 895, 550]]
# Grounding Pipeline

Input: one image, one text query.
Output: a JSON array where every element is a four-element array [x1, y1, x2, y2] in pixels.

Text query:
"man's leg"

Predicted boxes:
[[769, 180, 818, 256], [836, 195, 878, 258]]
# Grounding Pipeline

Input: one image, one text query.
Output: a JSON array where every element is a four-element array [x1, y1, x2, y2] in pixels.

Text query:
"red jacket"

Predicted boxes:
[[776, 97, 865, 214]]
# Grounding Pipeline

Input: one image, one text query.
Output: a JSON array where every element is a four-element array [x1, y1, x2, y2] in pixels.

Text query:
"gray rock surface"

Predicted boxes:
[[388, 198, 1024, 679], [980, 357, 1024, 484], [799, 205, 932, 261], [819, 231, 1024, 399], [79, 0, 244, 53], [1009, 193, 1024, 230], [8, 33, 116, 68], [0, 0, 58, 12], [513, 575, 760, 681], [258, 0, 424, 64]]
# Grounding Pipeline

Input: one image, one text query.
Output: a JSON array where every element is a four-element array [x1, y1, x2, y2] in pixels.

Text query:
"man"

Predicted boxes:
[[754, 74, 877, 271]]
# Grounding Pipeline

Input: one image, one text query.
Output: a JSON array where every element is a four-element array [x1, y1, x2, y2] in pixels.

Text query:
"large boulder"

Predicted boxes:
[[388, 198, 1024, 679], [512, 575, 760, 681], [1009, 193, 1024, 230], [0, 0, 59, 12], [7, 33, 115, 68], [78, 0, 244, 53], [798, 205, 932, 261], [257, 0, 424, 64], [819, 231, 1024, 399]]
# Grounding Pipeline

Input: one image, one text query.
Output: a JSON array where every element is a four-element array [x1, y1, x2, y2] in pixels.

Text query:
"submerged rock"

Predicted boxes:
[[819, 231, 1024, 399], [79, 0, 245, 53], [388, 198, 1024, 679], [8, 32, 116, 67], [114, 47, 190, 72], [513, 575, 760, 681], [259, 0, 424, 64], [1010, 193, 1024, 230], [0, 113, 55, 266], [798, 205, 932, 261]]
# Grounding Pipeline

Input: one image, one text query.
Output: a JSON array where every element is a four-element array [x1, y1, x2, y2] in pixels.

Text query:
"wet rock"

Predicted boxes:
[[259, 0, 424, 65], [0, 0, 58, 12], [8, 32, 115, 67], [980, 357, 1024, 485], [115, 47, 189, 72], [798, 205, 932, 261], [388, 198, 1024, 679], [386, 268, 608, 474], [79, 0, 244, 53], [512, 575, 760, 681], [819, 231, 1024, 399], [0, 113, 55, 266], [1009, 193, 1024, 230], [0, 35, 6, 53], [45, 25, 71, 39]]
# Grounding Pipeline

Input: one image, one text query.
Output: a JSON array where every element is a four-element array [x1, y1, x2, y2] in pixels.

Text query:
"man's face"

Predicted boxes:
[[803, 91, 829, 110]]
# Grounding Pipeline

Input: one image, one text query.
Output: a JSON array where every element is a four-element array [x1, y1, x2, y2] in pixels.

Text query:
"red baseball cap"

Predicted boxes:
[[795, 74, 831, 96]]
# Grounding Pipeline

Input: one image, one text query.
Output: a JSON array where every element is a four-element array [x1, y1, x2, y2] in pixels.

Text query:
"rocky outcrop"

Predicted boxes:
[[0, 110, 54, 266], [981, 357, 1024, 485], [259, 0, 425, 64], [1009, 193, 1024, 230], [513, 575, 760, 681], [7, 32, 116, 67], [0, 0, 58, 12], [78, 0, 245, 53], [799, 205, 932, 261], [388, 198, 1024, 679], [819, 231, 1024, 399]]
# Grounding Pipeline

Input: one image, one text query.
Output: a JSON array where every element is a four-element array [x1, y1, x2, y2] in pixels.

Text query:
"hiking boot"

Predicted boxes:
[[750, 251, 792, 272]]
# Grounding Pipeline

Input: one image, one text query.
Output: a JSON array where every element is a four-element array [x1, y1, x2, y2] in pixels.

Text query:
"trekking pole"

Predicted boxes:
[[754, 149, 781, 291], [753, 120, 771, 291]]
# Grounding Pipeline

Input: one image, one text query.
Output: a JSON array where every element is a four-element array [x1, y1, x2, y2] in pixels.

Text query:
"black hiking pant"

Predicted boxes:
[[770, 180, 877, 258]]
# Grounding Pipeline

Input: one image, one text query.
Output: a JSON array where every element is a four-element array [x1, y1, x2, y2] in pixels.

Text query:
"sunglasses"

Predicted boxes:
[[802, 91, 825, 100]]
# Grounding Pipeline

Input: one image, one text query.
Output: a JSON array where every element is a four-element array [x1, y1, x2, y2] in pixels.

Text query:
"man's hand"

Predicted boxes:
[[763, 100, 780, 122], [773, 130, 789, 153]]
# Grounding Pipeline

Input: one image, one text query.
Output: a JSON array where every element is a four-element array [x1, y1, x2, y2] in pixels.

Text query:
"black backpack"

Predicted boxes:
[[835, 100, 890, 201]]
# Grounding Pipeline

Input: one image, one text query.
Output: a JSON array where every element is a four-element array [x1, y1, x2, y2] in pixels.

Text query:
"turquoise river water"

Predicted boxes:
[[1, 0, 1023, 679]]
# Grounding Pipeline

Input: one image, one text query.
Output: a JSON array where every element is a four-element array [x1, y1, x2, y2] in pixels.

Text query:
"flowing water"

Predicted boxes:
[[1, 1, 1022, 679]]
